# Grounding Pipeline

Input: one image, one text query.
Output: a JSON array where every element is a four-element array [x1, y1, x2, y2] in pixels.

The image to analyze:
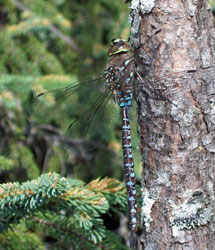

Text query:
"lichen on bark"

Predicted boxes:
[[128, 0, 215, 249]]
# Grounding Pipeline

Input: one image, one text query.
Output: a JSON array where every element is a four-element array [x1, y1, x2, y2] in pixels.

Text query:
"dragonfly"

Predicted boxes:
[[36, 38, 139, 236], [35, 37, 211, 247]]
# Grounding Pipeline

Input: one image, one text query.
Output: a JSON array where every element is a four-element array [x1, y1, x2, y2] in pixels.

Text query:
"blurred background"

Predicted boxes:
[[0, 0, 215, 249], [0, 0, 143, 185], [1, 0, 215, 187]]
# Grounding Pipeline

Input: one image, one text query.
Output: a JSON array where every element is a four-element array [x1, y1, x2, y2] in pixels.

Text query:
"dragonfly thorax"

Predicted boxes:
[[104, 67, 121, 91], [104, 39, 135, 107]]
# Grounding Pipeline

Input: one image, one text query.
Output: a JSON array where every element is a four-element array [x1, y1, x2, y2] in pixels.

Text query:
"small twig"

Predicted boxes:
[[42, 147, 51, 174]]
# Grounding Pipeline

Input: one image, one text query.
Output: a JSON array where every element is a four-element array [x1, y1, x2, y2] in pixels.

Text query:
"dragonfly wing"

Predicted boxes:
[[32, 77, 120, 146]]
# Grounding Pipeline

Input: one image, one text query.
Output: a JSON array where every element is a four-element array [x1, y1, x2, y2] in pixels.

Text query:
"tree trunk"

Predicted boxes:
[[129, 0, 215, 249]]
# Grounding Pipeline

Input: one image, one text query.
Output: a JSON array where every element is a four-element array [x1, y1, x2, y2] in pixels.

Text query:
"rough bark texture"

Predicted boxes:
[[129, 0, 215, 249]]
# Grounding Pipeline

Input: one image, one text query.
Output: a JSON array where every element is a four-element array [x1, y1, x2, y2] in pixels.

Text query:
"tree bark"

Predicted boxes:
[[129, 0, 215, 249]]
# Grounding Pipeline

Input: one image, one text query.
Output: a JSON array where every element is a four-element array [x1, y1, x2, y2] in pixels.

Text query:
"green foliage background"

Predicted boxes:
[[1, 1, 215, 249], [0, 0, 138, 184], [0, 0, 136, 249]]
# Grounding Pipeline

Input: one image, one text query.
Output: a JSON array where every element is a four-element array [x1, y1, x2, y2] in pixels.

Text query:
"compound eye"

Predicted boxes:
[[111, 38, 122, 45], [110, 38, 117, 46]]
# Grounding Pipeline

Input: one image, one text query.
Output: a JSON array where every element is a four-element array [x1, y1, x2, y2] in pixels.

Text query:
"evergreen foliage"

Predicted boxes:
[[0, 173, 129, 249], [1, 0, 214, 248], [0, 0, 132, 185], [0, 2, 134, 248]]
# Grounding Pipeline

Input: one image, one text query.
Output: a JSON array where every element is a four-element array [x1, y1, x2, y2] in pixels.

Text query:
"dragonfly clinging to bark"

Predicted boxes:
[[104, 38, 138, 232], [35, 37, 207, 247], [36, 38, 139, 234]]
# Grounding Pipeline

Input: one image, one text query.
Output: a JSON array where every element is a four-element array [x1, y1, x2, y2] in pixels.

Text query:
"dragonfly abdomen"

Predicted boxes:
[[104, 39, 138, 233], [122, 106, 138, 231]]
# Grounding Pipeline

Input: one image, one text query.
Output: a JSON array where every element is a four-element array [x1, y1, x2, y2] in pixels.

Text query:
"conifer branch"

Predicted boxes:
[[0, 173, 129, 248], [13, 0, 80, 53]]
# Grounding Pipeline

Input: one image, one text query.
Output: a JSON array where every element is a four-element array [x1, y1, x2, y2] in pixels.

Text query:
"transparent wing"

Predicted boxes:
[[134, 68, 208, 102], [31, 76, 120, 146]]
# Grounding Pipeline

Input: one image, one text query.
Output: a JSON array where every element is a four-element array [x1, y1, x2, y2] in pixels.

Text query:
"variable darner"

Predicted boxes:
[[35, 37, 213, 247], [104, 39, 138, 232], [37, 39, 139, 233]]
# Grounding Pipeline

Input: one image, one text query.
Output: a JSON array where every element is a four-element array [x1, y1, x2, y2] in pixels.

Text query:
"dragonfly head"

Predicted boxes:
[[108, 38, 131, 57]]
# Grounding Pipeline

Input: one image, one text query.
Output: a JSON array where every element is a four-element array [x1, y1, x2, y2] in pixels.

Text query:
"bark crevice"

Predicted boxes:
[[129, 0, 215, 249]]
